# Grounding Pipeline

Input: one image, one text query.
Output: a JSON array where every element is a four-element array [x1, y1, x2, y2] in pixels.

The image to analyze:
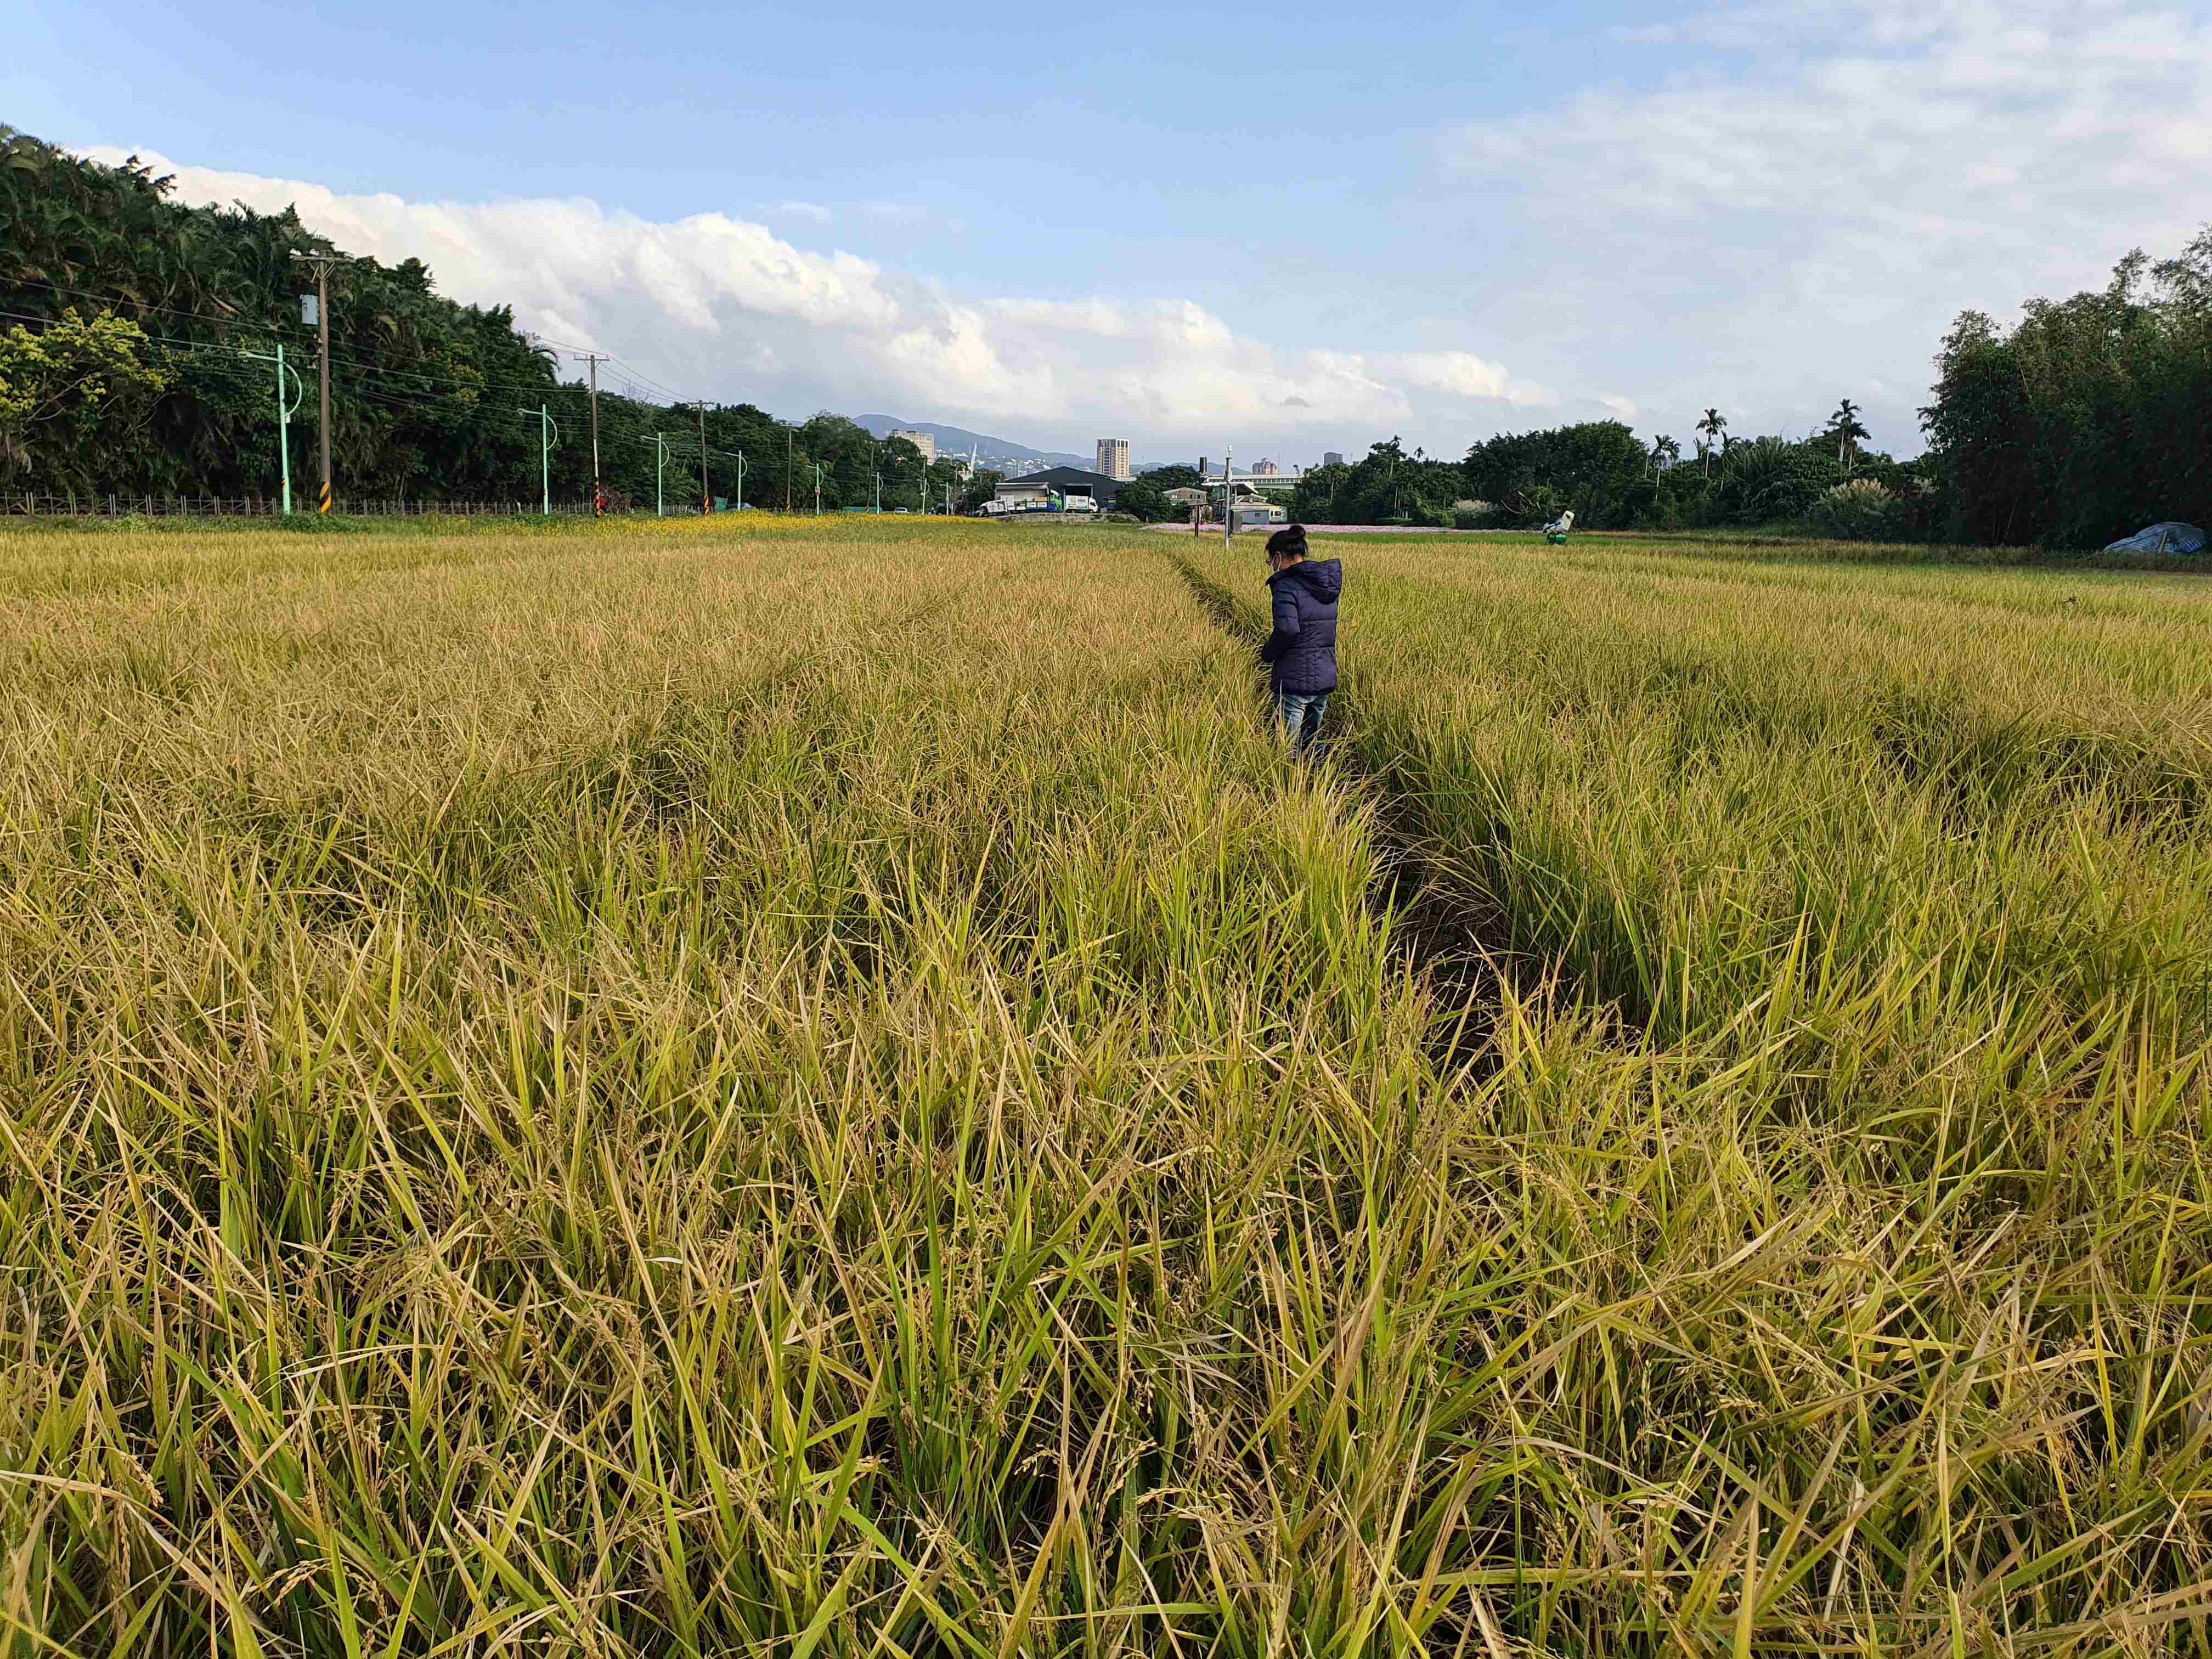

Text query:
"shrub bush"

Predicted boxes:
[[1807, 477, 1922, 541]]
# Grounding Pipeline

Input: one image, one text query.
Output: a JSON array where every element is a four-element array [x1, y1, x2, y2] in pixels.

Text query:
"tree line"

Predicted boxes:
[[0, 130, 985, 513], [1131, 238, 2212, 549], [1924, 238, 2212, 548]]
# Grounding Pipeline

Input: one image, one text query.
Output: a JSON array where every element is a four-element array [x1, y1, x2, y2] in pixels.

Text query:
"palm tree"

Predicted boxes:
[[1827, 398, 1870, 467], [1648, 434, 1680, 478], [1695, 408, 1727, 475]]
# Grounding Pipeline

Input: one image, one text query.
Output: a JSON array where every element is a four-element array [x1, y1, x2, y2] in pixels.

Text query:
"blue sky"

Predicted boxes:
[[19, 0, 2212, 462]]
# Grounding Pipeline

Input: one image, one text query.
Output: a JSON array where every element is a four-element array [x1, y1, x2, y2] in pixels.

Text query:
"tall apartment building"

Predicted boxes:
[[1095, 438, 1131, 480], [889, 428, 937, 462], [1323, 452, 1344, 467]]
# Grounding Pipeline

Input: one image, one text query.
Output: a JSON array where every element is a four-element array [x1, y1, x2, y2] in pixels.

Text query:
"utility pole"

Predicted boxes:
[[735, 450, 745, 509], [697, 402, 710, 513], [785, 428, 794, 512], [290, 251, 339, 512], [573, 352, 607, 513], [814, 462, 823, 516], [518, 405, 559, 515]]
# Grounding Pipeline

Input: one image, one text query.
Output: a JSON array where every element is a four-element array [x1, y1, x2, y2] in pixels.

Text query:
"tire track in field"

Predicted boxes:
[[1172, 552, 1536, 1076]]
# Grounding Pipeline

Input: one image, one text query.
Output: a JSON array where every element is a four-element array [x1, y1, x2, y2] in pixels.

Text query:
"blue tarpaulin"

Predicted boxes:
[[2103, 522, 2205, 556]]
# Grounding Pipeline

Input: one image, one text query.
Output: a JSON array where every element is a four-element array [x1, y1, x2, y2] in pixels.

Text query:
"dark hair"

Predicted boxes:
[[1265, 523, 1308, 561]]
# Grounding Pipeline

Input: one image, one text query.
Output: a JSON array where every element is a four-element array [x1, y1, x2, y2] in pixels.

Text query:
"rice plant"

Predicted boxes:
[[2, 515, 2208, 1655]]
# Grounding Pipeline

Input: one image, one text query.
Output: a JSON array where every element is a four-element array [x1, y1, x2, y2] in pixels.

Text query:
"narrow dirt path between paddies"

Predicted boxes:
[[1171, 549, 1547, 1075], [6, 514, 2212, 1656], [1180, 525, 2212, 1648]]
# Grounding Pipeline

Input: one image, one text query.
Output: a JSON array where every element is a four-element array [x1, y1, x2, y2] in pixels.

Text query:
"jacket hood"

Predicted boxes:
[[1272, 557, 1342, 602]]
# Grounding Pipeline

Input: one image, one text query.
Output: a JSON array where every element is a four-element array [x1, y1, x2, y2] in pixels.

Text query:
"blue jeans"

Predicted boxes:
[[1274, 690, 1330, 757]]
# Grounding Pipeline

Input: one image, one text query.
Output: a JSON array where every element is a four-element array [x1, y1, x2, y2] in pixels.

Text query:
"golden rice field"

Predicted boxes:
[[3, 514, 2210, 1656]]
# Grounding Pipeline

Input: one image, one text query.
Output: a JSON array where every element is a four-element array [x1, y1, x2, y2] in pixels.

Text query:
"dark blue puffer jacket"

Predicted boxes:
[[1260, 557, 1342, 694]]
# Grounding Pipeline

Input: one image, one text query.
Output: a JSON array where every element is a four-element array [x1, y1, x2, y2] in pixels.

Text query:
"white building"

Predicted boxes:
[[1095, 438, 1131, 480], [888, 428, 937, 462], [988, 466, 1118, 515], [1207, 465, 1306, 498]]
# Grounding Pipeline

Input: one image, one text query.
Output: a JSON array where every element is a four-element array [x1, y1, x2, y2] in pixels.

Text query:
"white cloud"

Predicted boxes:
[[1441, 0, 2212, 448], [86, 147, 1553, 454], [1395, 350, 1555, 407], [73, 1, 2212, 464]]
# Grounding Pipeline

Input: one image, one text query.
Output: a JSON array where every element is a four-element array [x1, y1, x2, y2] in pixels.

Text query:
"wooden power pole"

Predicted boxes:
[[289, 251, 339, 512]]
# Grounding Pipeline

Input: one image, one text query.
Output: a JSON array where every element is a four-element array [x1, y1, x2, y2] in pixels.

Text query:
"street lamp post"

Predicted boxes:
[[1222, 448, 1233, 549], [516, 404, 558, 516], [239, 344, 307, 514]]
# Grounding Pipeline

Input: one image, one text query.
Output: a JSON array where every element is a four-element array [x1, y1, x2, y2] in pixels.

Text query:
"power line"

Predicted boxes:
[[0, 274, 273, 332], [134, 343, 505, 422], [2, 283, 827, 506], [13, 317, 580, 430], [320, 356, 570, 403], [518, 329, 601, 354], [136, 337, 543, 433], [0, 278, 685, 406], [607, 357, 689, 404], [0, 307, 270, 354], [2, 277, 590, 404], [2, 289, 746, 428]]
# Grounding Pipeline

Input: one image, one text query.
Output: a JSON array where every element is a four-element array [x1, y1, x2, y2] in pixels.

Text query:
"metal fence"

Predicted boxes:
[[4, 493, 601, 519]]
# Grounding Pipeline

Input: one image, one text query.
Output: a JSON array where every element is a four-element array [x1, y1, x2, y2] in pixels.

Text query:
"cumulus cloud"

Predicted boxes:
[[75, 2, 2212, 461], [1442, 0, 2212, 447], [1395, 351, 1554, 407], [89, 148, 1546, 453]]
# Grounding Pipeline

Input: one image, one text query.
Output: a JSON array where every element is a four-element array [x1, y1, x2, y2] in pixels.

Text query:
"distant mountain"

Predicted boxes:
[[853, 415, 1088, 472]]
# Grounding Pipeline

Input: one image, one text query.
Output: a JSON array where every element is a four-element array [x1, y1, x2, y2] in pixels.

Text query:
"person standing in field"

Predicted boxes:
[[1260, 524, 1341, 757]]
